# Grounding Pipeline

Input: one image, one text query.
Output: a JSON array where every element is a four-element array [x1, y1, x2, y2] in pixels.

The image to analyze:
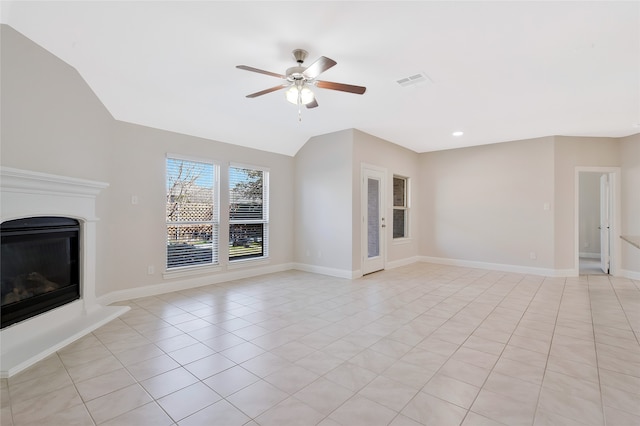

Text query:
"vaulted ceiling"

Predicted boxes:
[[2, 1, 638, 156]]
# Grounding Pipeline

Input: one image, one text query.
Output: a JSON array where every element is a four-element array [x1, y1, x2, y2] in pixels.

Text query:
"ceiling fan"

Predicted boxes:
[[236, 49, 366, 110]]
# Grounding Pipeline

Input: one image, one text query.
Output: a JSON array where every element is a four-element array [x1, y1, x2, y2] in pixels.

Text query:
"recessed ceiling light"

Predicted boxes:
[[452, 131, 464, 137]]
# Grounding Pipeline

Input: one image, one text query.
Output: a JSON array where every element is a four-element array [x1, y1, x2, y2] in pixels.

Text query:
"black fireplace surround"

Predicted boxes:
[[1, 217, 81, 329]]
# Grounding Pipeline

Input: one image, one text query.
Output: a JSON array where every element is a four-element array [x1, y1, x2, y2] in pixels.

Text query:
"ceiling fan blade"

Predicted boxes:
[[306, 99, 319, 109], [236, 65, 286, 79], [316, 80, 367, 95], [246, 84, 289, 98], [303, 56, 337, 79]]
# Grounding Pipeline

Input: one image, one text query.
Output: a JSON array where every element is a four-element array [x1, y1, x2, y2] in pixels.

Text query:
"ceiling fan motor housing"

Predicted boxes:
[[286, 66, 307, 82], [288, 49, 309, 82], [292, 49, 308, 64]]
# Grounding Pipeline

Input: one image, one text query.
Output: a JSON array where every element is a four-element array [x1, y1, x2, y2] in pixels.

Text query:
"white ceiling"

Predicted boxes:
[[2, 1, 639, 156]]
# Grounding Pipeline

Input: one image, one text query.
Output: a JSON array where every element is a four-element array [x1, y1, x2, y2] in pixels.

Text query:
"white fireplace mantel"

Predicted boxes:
[[0, 167, 129, 377]]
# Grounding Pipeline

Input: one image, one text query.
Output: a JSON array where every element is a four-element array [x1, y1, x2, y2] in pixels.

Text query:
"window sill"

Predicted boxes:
[[163, 264, 222, 280], [392, 238, 413, 245], [227, 257, 270, 269]]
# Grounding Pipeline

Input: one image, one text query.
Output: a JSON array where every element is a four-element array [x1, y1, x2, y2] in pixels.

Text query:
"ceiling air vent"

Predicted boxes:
[[396, 72, 431, 88]]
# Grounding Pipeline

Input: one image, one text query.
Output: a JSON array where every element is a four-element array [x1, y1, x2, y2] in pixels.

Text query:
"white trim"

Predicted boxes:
[[227, 257, 270, 269], [386, 256, 420, 270], [620, 269, 640, 280], [229, 161, 271, 173], [392, 174, 410, 240], [361, 164, 387, 275], [575, 167, 622, 276], [166, 152, 219, 166], [228, 164, 270, 260], [392, 238, 413, 246], [293, 263, 358, 280], [100, 262, 295, 305], [0, 167, 122, 378], [579, 252, 601, 259], [419, 256, 577, 277], [166, 156, 220, 269], [0, 166, 108, 199]]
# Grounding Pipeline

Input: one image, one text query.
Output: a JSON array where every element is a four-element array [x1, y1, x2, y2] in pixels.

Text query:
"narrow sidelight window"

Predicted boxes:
[[393, 176, 409, 239]]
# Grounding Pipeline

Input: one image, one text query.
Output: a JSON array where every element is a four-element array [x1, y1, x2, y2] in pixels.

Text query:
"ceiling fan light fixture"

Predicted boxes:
[[285, 85, 315, 105]]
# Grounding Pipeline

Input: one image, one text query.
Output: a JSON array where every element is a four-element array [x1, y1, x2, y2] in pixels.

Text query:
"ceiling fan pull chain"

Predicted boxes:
[[298, 89, 303, 122]]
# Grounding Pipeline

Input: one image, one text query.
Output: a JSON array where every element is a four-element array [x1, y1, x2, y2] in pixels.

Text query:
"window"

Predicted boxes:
[[229, 165, 268, 261], [393, 176, 409, 239], [166, 157, 218, 269]]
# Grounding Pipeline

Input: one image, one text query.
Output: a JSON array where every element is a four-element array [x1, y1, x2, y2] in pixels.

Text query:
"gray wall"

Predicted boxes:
[[106, 121, 295, 294], [352, 130, 420, 268], [620, 134, 640, 274], [293, 129, 354, 274], [418, 137, 556, 270], [1, 25, 295, 297]]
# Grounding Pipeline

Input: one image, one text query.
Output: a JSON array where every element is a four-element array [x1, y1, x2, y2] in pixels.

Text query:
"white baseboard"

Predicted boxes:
[[419, 256, 576, 277], [619, 269, 640, 280], [98, 262, 295, 305], [292, 263, 358, 279], [386, 256, 421, 270], [100, 253, 625, 309], [579, 252, 601, 259]]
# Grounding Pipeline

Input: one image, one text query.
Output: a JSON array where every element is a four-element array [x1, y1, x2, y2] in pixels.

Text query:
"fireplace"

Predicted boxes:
[[1, 217, 81, 329], [0, 167, 129, 377]]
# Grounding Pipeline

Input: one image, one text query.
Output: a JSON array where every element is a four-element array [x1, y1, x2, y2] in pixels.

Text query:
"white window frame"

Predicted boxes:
[[228, 163, 269, 262], [165, 154, 220, 271], [392, 175, 410, 240]]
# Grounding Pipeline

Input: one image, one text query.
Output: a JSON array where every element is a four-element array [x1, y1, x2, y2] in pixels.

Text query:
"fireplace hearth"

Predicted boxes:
[[1, 217, 81, 329]]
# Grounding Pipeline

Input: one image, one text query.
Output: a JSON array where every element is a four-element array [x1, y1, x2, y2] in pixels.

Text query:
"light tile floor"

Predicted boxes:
[[2, 263, 639, 425]]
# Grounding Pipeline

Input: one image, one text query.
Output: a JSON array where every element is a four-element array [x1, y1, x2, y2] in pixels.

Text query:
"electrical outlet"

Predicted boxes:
[[529, 252, 537, 260], [147, 265, 155, 275]]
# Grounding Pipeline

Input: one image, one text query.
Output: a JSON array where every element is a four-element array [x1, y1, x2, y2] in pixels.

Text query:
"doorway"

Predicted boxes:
[[576, 168, 620, 276], [361, 165, 386, 275]]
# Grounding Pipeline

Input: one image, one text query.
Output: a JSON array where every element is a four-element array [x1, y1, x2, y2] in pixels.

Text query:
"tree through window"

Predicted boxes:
[[166, 157, 218, 269], [229, 165, 269, 261]]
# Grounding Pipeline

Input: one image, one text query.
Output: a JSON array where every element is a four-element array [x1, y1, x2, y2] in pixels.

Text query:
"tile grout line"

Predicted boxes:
[[457, 273, 550, 426], [529, 276, 567, 426], [589, 274, 609, 426]]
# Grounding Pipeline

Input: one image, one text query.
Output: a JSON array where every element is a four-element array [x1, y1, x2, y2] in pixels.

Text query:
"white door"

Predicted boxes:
[[362, 167, 386, 275], [600, 174, 610, 274]]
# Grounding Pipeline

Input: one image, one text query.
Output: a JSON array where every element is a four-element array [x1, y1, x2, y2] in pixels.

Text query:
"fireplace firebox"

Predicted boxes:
[[1, 217, 81, 329]]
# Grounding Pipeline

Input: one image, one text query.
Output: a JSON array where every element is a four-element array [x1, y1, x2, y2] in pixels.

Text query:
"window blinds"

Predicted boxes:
[[229, 166, 268, 260], [166, 157, 218, 268]]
